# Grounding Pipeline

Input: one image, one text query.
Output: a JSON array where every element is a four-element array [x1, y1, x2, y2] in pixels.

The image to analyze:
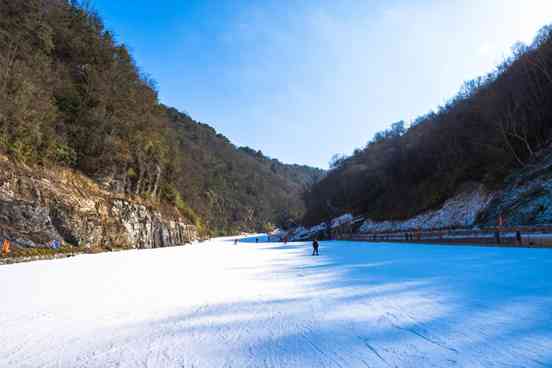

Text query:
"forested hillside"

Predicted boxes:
[[0, 0, 323, 235], [164, 108, 324, 234], [303, 25, 552, 226]]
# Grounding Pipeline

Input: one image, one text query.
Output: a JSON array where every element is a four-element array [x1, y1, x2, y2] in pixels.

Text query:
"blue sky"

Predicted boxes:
[[92, 0, 552, 168]]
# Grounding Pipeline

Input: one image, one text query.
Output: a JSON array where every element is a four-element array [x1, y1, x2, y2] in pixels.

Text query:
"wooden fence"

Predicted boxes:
[[349, 225, 552, 247]]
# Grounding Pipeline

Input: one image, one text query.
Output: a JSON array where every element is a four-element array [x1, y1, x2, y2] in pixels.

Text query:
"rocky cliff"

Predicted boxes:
[[478, 147, 552, 227], [0, 155, 197, 249]]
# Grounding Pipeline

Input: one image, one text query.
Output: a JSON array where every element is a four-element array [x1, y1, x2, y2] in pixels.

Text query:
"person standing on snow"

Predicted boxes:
[[1, 239, 10, 256], [312, 239, 319, 256]]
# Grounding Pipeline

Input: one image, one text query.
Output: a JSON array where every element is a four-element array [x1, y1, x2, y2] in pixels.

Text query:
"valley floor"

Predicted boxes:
[[1, 238, 551, 367]]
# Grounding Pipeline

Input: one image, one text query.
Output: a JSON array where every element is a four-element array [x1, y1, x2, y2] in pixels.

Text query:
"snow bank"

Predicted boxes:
[[359, 184, 495, 233], [330, 213, 353, 228], [288, 213, 353, 241], [289, 225, 324, 241], [267, 228, 286, 241]]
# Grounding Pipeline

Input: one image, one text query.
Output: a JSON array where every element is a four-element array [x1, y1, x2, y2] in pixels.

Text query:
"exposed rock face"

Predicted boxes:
[[0, 155, 197, 248], [478, 149, 552, 227]]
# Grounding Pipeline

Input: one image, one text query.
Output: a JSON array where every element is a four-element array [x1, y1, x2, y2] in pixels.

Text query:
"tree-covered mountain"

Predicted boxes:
[[0, 0, 323, 235], [302, 24, 552, 226], [163, 108, 324, 234]]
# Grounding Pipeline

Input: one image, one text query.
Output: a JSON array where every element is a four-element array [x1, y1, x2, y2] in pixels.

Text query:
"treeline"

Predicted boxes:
[[0, 0, 323, 235], [303, 25, 552, 226], [1, 0, 168, 196]]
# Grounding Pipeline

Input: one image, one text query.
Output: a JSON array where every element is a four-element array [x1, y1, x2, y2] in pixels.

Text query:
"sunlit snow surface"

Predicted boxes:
[[1, 238, 552, 367]]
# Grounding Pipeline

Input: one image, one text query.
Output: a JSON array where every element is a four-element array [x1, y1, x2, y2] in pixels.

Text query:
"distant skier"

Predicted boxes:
[[312, 239, 319, 256], [234, 239, 238, 245], [255, 238, 259, 243]]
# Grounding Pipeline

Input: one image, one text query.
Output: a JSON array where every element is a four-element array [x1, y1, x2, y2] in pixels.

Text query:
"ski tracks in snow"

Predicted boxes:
[[1, 239, 552, 367]]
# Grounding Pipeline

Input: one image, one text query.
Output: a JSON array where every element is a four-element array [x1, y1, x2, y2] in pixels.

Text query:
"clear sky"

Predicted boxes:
[[91, 0, 552, 168]]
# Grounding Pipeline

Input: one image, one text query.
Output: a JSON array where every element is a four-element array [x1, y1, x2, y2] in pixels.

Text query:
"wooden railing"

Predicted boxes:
[[349, 225, 552, 247]]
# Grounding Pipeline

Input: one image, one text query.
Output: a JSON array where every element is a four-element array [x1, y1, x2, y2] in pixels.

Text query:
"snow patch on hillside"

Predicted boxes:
[[360, 184, 495, 233], [331, 213, 353, 228], [288, 213, 353, 241], [289, 224, 325, 241]]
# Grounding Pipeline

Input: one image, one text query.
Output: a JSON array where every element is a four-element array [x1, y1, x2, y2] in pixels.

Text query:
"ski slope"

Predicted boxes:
[[1, 238, 552, 367]]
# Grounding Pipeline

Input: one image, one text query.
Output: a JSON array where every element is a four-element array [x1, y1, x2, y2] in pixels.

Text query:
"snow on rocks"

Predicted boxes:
[[330, 213, 353, 228], [267, 228, 287, 241], [359, 184, 495, 233], [288, 225, 320, 241], [288, 213, 353, 241]]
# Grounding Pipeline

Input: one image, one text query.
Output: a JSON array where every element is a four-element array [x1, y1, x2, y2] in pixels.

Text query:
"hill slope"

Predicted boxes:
[[164, 108, 324, 234], [303, 25, 552, 226], [0, 0, 323, 238]]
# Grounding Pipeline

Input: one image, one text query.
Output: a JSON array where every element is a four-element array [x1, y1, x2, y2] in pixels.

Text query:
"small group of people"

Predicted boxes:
[[1, 238, 64, 257], [404, 232, 419, 241]]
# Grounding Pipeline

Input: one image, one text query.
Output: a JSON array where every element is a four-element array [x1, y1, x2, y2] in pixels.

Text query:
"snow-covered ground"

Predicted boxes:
[[1, 239, 552, 367]]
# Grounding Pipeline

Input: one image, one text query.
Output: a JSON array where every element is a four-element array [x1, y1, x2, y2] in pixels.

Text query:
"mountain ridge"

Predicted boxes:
[[302, 24, 552, 227], [0, 0, 323, 239]]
